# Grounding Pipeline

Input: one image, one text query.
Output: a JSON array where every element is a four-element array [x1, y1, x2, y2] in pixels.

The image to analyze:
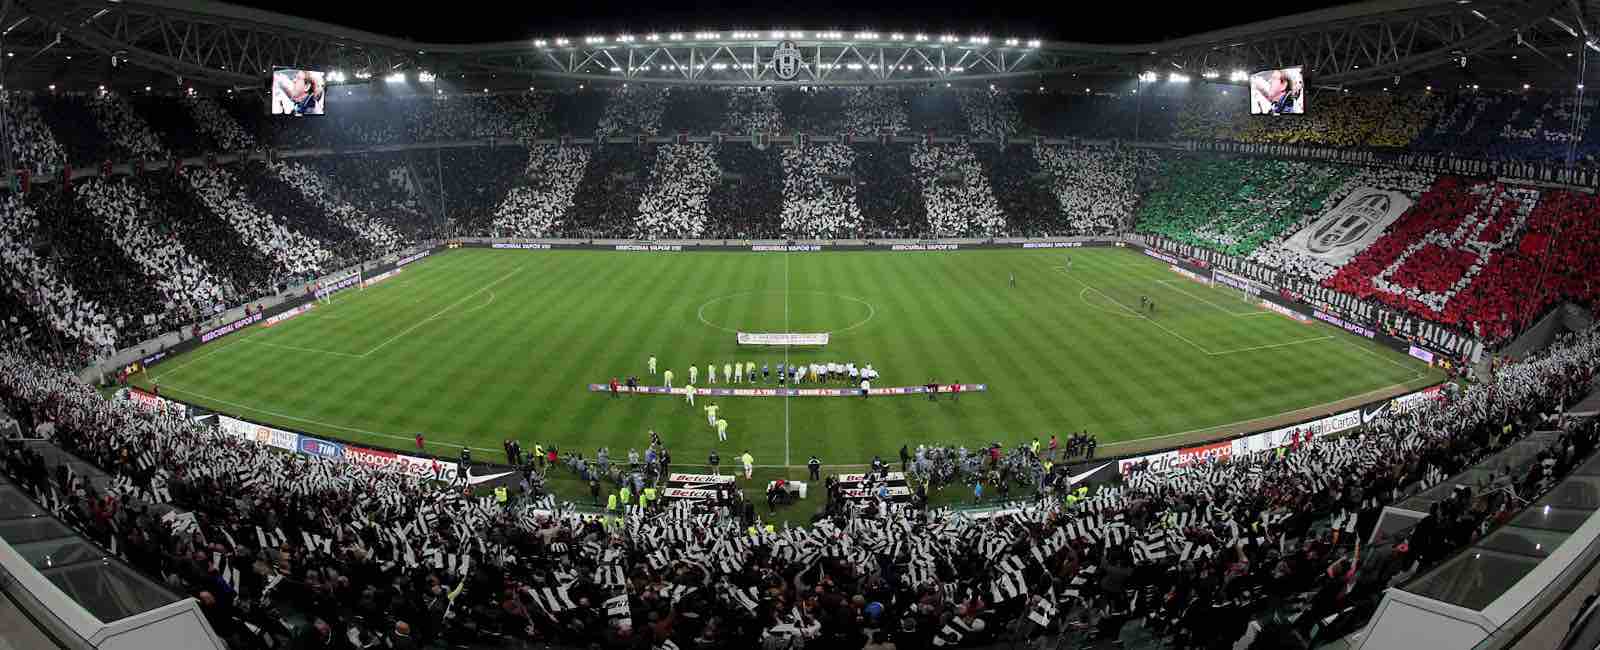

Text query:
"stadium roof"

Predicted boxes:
[[0, 0, 1587, 91]]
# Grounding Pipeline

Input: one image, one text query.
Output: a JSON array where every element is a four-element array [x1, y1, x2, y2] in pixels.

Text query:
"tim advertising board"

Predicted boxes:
[[298, 436, 345, 460]]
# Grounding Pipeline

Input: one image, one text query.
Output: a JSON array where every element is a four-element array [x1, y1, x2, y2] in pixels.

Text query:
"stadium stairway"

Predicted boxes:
[[1491, 304, 1599, 379]]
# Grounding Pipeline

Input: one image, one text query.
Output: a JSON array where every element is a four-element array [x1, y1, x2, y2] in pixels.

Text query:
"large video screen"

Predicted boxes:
[[269, 68, 327, 116], [1249, 66, 1305, 115]]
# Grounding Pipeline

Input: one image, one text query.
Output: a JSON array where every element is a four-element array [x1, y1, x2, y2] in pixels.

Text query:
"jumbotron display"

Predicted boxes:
[[269, 67, 327, 116], [1249, 65, 1305, 115]]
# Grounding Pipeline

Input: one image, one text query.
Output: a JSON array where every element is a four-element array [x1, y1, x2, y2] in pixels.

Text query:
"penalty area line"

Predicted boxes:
[[360, 265, 524, 358]]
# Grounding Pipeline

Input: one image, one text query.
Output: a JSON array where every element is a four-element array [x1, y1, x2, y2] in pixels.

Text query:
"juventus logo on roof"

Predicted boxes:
[[772, 40, 802, 80]]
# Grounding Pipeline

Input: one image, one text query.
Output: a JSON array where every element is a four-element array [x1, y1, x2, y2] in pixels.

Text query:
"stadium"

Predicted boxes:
[[1, 0, 1600, 649]]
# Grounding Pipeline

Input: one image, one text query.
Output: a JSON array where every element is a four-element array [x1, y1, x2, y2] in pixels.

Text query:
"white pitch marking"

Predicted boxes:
[[1155, 279, 1266, 317], [360, 266, 523, 358]]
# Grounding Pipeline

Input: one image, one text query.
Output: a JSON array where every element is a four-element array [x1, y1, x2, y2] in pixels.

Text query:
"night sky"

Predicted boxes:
[[229, 0, 1358, 45]]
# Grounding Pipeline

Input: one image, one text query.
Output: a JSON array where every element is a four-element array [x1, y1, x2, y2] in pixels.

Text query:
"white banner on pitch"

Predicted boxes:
[[737, 331, 830, 346]]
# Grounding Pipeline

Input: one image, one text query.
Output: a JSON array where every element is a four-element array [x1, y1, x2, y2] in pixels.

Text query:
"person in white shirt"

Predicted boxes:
[[730, 362, 740, 384], [688, 365, 698, 385], [708, 363, 716, 384], [648, 356, 657, 375]]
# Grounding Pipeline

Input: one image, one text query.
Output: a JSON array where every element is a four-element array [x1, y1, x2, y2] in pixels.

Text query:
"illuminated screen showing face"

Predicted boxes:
[[270, 69, 327, 116], [1249, 66, 1304, 115]]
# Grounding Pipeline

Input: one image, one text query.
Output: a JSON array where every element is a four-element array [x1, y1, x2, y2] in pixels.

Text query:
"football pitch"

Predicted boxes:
[[136, 247, 1441, 471]]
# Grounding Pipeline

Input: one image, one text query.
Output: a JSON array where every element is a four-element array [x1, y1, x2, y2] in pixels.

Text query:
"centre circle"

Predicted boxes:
[[697, 290, 876, 334]]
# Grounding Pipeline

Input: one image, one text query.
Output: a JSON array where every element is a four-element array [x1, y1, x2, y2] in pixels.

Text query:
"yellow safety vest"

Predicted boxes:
[[607, 494, 618, 511], [494, 487, 508, 503]]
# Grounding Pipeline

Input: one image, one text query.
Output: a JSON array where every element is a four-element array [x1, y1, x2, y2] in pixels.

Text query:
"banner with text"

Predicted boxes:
[[737, 332, 830, 346]]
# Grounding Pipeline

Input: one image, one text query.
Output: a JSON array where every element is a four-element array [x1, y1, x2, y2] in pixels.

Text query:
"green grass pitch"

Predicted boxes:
[[135, 247, 1441, 473]]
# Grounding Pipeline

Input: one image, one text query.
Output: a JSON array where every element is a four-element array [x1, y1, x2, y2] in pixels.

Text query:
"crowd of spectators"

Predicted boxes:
[[491, 146, 591, 238], [972, 147, 1069, 237], [73, 177, 234, 328], [908, 144, 1005, 237], [30, 95, 116, 166], [1, 312, 1595, 650], [956, 90, 1020, 141], [91, 92, 169, 159], [185, 96, 257, 152], [597, 87, 667, 138], [1247, 168, 1438, 281], [304, 154, 440, 240], [27, 188, 172, 348], [1413, 91, 1598, 162], [779, 144, 862, 239], [1176, 89, 1442, 149], [720, 89, 785, 135], [704, 147, 785, 239], [1137, 156, 1351, 256], [634, 144, 719, 239], [184, 167, 332, 278], [269, 162, 405, 256], [3, 92, 69, 172], [1036, 147, 1149, 236], [0, 195, 117, 356]]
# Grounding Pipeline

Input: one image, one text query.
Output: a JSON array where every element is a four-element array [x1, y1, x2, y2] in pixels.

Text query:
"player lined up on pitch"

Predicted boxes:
[[645, 355, 883, 387]]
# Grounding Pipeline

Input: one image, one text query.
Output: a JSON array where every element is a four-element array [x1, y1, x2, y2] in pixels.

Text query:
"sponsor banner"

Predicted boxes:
[[838, 472, 908, 484], [200, 311, 264, 343], [1142, 248, 1184, 266], [889, 244, 958, 251], [218, 415, 299, 452], [1389, 385, 1443, 416], [317, 272, 361, 298], [1020, 242, 1085, 249], [1176, 440, 1233, 466], [1120, 450, 1179, 475], [492, 242, 554, 250], [298, 435, 345, 460], [661, 487, 723, 500], [588, 384, 988, 397], [262, 303, 315, 328], [1408, 345, 1436, 365], [1281, 188, 1413, 265], [667, 473, 736, 485], [1314, 310, 1376, 338], [1260, 300, 1312, 323], [344, 445, 459, 482], [396, 250, 431, 266], [752, 244, 822, 252], [737, 331, 830, 346], [1213, 269, 1264, 296], [839, 486, 913, 499], [615, 244, 684, 251], [140, 350, 168, 366], [362, 268, 402, 288], [126, 387, 185, 416], [1168, 265, 1212, 285]]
